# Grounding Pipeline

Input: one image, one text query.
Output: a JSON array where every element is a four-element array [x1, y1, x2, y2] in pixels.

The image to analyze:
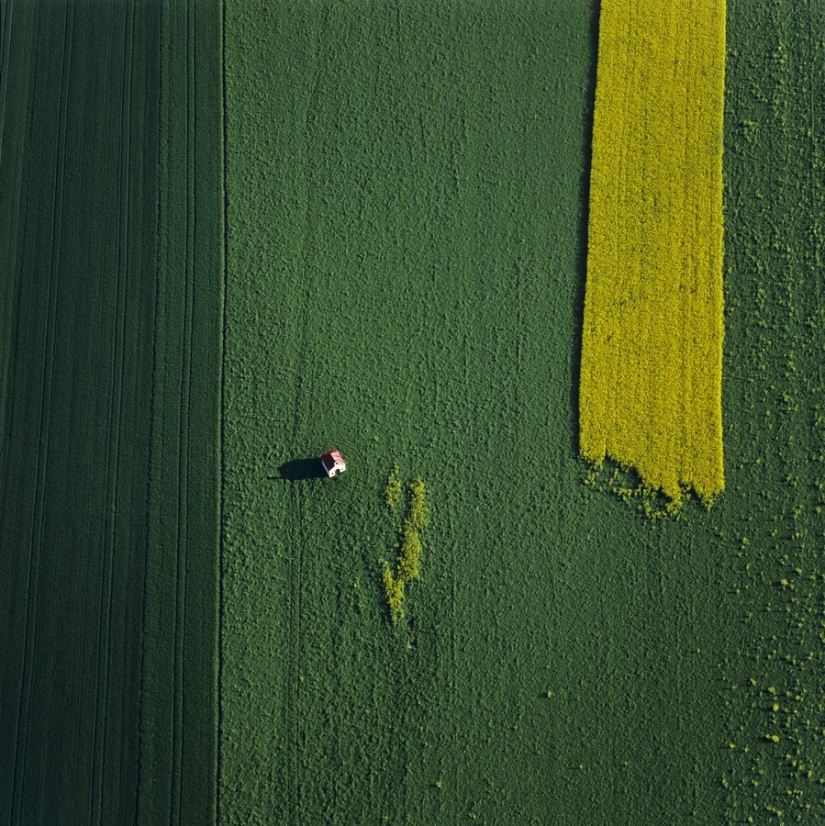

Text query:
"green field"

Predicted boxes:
[[720, 2, 825, 821], [0, 2, 222, 822], [219, 2, 725, 823], [2, 1, 825, 823]]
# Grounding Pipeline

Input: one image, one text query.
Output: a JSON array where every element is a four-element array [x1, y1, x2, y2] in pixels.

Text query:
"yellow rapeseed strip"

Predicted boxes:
[[580, 0, 726, 506]]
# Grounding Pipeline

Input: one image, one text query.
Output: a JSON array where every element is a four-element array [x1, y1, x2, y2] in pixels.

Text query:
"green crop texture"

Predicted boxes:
[[719, 1, 825, 821], [0, 2, 223, 823], [218, 1, 727, 823], [3, 1, 825, 824], [219, 1, 825, 823]]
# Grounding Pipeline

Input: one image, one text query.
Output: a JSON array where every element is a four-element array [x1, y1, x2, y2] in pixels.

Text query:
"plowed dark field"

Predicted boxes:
[[0, 3, 222, 822]]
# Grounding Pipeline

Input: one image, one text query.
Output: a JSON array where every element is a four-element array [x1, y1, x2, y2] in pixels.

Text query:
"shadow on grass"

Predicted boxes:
[[570, 0, 601, 460], [273, 457, 326, 481]]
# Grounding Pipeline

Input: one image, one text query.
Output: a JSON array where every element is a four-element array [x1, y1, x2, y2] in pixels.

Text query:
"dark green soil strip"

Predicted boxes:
[[0, 3, 223, 823], [137, 1, 223, 824]]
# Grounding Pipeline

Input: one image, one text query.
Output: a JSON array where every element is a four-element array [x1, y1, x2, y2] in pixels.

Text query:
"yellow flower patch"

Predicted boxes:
[[580, 0, 727, 506]]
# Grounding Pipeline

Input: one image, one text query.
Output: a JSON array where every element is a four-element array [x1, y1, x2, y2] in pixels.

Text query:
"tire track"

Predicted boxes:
[[0, 1, 13, 152], [168, 2, 195, 820], [10, 6, 73, 821], [283, 18, 324, 823], [170, 3, 199, 821], [0, 12, 38, 817], [135, 4, 167, 819], [0, 2, 29, 440], [138, 2, 179, 819], [90, 2, 135, 822], [89, 0, 120, 815]]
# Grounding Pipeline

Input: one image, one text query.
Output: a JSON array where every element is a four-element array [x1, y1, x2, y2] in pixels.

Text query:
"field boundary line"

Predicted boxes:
[[215, 0, 228, 821]]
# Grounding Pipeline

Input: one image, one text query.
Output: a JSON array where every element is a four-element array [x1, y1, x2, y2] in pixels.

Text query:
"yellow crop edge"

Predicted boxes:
[[580, 0, 727, 509]]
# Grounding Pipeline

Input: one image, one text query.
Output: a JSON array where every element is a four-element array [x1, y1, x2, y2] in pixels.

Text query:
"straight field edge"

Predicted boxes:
[[579, 0, 727, 507]]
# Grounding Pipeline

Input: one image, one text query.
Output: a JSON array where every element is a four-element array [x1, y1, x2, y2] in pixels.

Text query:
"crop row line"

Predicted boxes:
[[168, 1, 198, 820], [10, 5, 75, 822], [90, 2, 137, 823], [0, 1, 12, 155], [136, 0, 223, 820], [280, 23, 323, 823], [0, 2, 29, 438], [138, 0, 180, 820], [0, 11, 37, 730]]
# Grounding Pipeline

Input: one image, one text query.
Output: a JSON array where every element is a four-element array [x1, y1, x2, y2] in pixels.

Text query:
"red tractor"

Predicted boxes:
[[320, 449, 347, 478]]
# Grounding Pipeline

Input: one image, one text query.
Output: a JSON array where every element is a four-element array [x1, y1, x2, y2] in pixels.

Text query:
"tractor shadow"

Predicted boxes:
[[273, 457, 326, 481]]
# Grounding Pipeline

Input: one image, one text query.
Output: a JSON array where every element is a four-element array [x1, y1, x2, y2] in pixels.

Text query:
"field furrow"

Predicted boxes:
[[0, 3, 223, 823], [0, 4, 36, 438], [91, 4, 136, 822], [11, 6, 74, 820], [138, 2, 222, 823]]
